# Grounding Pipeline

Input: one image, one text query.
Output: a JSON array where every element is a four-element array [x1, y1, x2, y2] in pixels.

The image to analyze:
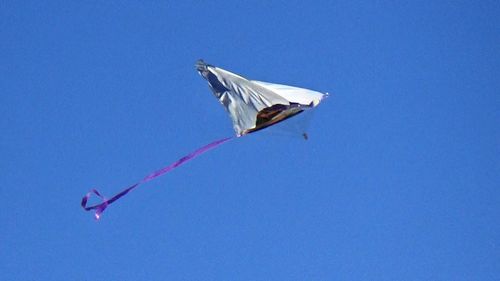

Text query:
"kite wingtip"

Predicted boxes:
[[195, 59, 208, 70], [196, 59, 212, 77]]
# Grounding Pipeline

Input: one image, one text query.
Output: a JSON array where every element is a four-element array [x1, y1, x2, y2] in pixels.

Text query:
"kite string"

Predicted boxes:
[[81, 136, 233, 220]]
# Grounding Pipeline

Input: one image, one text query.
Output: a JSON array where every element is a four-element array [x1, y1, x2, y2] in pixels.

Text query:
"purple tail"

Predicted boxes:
[[81, 137, 233, 220]]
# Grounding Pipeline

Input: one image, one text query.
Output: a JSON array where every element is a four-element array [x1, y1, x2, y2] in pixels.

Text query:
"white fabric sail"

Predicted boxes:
[[196, 60, 327, 136]]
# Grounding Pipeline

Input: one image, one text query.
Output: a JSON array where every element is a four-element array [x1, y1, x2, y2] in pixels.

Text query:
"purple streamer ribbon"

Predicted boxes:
[[81, 137, 233, 220]]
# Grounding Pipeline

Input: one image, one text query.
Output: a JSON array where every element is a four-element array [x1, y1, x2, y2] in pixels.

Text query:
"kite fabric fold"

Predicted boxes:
[[81, 137, 232, 220], [82, 60, 328, 220]]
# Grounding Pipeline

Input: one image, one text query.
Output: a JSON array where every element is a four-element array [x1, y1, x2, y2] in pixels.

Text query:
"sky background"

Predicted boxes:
[[1, 1, 499, 280]]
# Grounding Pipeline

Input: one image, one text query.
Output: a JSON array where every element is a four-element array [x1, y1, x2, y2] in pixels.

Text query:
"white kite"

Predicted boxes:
[[196, 60, 326, 136]]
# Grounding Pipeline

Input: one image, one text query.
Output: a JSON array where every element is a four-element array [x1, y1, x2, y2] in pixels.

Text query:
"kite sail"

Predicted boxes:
[[81, 60, 328, 219], [196, 60, 325, 136]]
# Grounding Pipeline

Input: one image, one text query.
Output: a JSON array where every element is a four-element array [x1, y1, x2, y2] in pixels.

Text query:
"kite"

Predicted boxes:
[[81, 60, 328, 219]]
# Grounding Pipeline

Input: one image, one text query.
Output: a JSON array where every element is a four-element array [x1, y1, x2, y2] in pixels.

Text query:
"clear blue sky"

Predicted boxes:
[[1, 1, 499, 280]]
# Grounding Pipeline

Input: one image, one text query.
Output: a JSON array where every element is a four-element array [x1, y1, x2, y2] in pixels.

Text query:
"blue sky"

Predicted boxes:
[[1, 1, 499, 280]]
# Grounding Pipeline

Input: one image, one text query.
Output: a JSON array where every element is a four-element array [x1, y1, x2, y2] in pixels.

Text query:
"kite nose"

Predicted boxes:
[[195, 59, 210, 77]]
